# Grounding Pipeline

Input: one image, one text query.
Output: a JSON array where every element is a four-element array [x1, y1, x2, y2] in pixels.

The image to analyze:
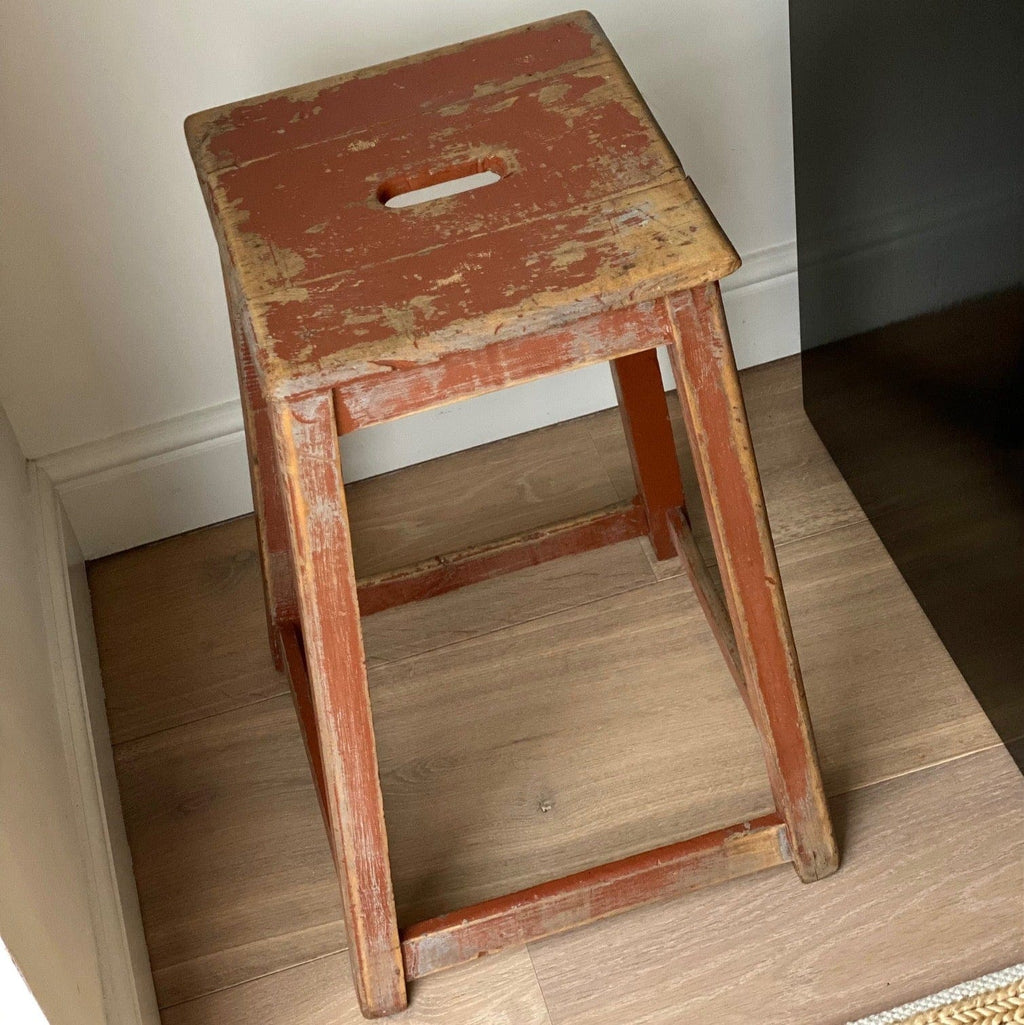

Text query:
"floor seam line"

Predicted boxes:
[[111, 690, 289, 749], [827, 740, 1008, 800], [526, 942, 561, 1025], [156, 944, 349, 1012]]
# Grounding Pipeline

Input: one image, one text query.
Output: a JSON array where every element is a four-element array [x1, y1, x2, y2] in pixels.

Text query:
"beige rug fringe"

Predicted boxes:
[[848, 967, 1024, 1025], [894, 978, 1023, 1025]]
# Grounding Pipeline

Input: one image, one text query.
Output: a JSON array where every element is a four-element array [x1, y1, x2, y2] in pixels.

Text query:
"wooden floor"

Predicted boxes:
[[88, 356, 1023, 1024]]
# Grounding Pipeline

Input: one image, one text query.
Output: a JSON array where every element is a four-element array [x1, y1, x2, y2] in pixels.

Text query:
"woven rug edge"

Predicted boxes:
[[846, 963, 1024, 1025]]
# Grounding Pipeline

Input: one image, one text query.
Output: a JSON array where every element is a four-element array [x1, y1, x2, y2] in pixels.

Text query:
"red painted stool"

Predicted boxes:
[[186, 12, 838, 1017]]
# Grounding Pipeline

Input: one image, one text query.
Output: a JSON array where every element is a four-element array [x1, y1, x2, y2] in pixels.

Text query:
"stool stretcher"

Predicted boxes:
[[355, 498, 647, 616], [400, 814, 790, 979]]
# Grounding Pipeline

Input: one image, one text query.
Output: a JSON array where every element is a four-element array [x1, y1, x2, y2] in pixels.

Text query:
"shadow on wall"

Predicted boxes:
[[790, 0, 1024, 766]]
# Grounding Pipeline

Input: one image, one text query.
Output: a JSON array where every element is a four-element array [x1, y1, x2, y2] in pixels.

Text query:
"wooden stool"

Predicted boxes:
[[186, 12, 838, 1017]]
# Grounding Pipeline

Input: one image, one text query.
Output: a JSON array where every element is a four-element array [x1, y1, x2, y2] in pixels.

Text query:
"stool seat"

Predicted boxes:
[[185, 12, 738, 400]]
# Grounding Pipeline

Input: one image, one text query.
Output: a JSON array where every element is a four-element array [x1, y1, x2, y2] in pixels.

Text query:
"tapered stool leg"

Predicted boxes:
[[271, 391, 407, 1018], [611, 347, 687, 560], [665, 285, 839, 883]]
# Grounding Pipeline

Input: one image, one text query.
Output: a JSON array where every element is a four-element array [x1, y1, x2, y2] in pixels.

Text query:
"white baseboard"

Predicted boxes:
[[38, 242, 798, 559], [31, 467, 161, 1025]]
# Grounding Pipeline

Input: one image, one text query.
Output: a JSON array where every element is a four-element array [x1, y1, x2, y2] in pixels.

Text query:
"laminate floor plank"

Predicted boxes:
[[358, 537, 655, 665], [116, 515, 998, 1007], [90, 416, 644, 743], [372, 519, 997, 926], [88, 516, 283, 745], [113, 695, 344, 1008], [345, 416, 619, 579], [160, 948, 552, 1025], [527, 745, 1024, 1025], [91, 355, 1011, 1018]]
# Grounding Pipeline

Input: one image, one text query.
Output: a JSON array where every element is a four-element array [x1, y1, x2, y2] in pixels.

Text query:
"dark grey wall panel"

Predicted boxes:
[[791, 0, 1024, 765]]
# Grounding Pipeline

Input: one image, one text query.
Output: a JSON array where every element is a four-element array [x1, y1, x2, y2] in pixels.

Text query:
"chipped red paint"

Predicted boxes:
[[186, 12, 739, 399], [272, 393, 406, 1015], [255, 183, 720, 393], [226, 270, 298, 635], [357, 499, 647, 616], [191, 15, 606, 172], [211, 67, 673, 295], [334, 302, 673, 432], [400, 813, 789, 979]]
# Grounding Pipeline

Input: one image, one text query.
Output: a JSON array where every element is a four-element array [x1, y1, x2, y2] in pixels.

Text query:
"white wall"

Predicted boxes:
[[1, 0, 799, 557], [0, 407, 106, 1025]]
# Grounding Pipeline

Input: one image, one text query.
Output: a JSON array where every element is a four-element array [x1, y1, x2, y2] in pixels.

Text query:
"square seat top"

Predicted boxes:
[[186, 11, 739, 398]]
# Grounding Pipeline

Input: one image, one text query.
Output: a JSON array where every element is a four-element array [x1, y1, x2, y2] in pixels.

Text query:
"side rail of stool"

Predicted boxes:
[[400, 813, 790, 979], [355, 499, 647, 616]]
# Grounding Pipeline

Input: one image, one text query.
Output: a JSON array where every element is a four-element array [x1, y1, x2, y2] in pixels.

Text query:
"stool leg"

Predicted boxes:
[[665, 284, 839, 883], [610, 348, 687, 560], [271, 391, 406, 1017], [225, 278, 297, 669]]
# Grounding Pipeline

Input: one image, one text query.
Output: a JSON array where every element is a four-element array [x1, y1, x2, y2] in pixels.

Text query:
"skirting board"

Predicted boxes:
[[31, 467, 161, 1025], [38, 243, 798, 559]]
